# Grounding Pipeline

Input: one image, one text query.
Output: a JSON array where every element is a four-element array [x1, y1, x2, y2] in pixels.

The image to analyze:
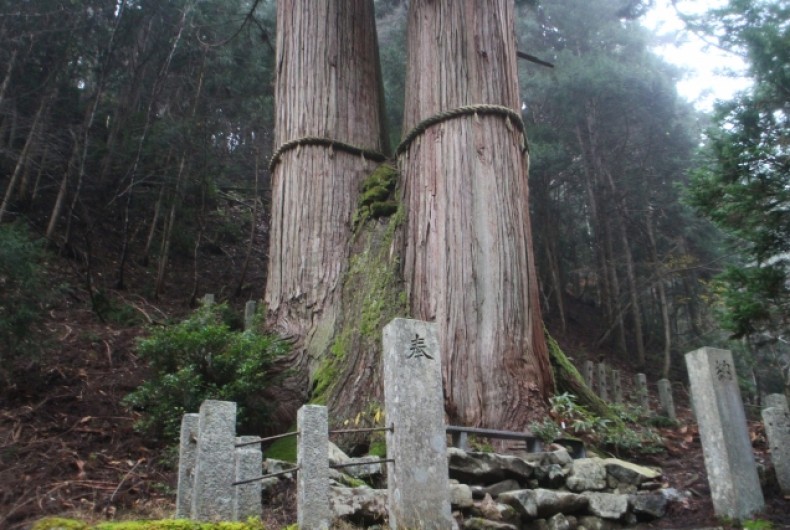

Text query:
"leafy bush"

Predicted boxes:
[[0, 223, 46, 367], [123, 303, 288, 440], [532, 393, 665, 455]]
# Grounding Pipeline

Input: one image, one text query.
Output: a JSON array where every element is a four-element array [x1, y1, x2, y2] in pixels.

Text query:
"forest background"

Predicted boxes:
[[0, 0, 788, 527]]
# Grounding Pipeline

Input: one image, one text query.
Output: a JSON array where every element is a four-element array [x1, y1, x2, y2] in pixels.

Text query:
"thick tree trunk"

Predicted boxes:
[[265, 0, 388, 425], [399, 0, 552, 429]]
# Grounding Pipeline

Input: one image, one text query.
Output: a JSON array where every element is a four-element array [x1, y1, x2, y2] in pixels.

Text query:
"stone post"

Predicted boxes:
[[584, 361, 595, 390], [597, 363, 609, 401], [191, 400, 237, 521], [176, 413, 199, 519], [765, 393, 789, 412], [244, 301, 257, 331], [203, 293, 215, 307], [234, 436, 262, 521], [636, 373, 650, 412], [297, 405, 330, 530], [657, 379, 676, 420], [685, 347, 764, 519], [762, 406, 790, 494], [612, 370, 623, 404], [383, 318, 453, 530]]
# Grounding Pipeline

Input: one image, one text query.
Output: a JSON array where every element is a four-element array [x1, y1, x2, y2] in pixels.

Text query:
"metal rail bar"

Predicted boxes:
[[234, 430, 300, 447], [232, 466, 300, 486], [329, 458, 394, 470], [329, 425, 394, 435]]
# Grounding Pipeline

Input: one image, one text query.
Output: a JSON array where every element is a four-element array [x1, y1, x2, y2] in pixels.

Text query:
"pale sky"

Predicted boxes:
[[642, 0, 752, 111]]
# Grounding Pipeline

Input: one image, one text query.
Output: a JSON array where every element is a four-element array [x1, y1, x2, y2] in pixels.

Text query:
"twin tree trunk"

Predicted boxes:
[[266, 0, 552, 430]]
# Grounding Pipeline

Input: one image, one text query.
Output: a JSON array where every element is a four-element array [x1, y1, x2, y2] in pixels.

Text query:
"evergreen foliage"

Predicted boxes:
[[0, 223, 46, 368], [123, 303, 288, 440], [687, 0, 789, 352]]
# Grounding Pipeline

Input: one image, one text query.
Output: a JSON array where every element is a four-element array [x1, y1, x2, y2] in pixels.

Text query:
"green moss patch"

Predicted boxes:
[[354, 164, 399, 226]]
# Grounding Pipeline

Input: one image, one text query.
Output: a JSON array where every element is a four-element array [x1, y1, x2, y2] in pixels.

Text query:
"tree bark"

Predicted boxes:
[[265, 0, 388, 424], [399, 0, 552, 429]]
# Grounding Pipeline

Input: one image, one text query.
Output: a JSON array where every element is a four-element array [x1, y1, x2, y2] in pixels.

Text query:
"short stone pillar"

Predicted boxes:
[[244, 301, 257, 331], [233, 436, 262, 520], [383, 318, 453, 530], [191, 400, 237, 521], [597, 363, 609, 401], [612, 370, 623, 403], [297, 405, 330, 530], [765, 393, 789, 412], [657, 379, 676, 420], [176, 413, 199, 518], [762, 406, 790, 494], [685, 347, 764, 519], [203, 293, 215, 307], [584, 361, 595, 389], [636, 373, 650, 412]]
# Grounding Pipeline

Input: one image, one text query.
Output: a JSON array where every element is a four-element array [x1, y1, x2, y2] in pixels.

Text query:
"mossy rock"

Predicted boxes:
[[32, 518, 265, 530]]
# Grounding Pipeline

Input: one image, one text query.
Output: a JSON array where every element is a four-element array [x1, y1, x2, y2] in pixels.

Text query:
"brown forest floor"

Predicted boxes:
[[1, 246, 790, 529]]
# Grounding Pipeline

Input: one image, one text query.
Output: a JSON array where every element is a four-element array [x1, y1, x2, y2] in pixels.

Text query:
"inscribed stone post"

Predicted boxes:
[[762, 406, 790, 494], [765, 393, 789, 412], [636, 373, 650, 412], [584, 361, 595, 389], [612, 370, 623, 403], [597, 363, 609, 401], [657, 379, 676, 420], [191, 400, 237, 521], [383, 318, 453, 530], [244, 301, 257, 331], [297, 405, 330, 530], [176, 413, 199, 519], [685, 347, 764, 519], [234, 436, 262, 521]]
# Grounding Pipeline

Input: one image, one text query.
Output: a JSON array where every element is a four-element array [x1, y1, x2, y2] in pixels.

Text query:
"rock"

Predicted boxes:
[[603, 458, 661, 486], [496, 503, 521, 526], [523, 520, 549, 530], [329, 486, 387, 525], [343, 455, 383, 480], [628, 493, 667, 519], [576, 515, 623, 530], [448, 448, 535, 484], [463, 517, 519, 530], [547, 513, 571, 530], [582, 492, 629, 520], [499, 489, 587, 519], [329, 468, 371, 488], [327, 441, 351, 465], [263, 458, 296, 479], [567, 459, 607, 492], [543, 464, 569, 489], [451, 482, 475, 509], [482, 479, 521, 498], [476, 493, 503, 521]]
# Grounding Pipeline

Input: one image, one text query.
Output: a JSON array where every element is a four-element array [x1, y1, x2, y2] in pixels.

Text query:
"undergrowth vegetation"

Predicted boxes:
[[530, 393, 665, 456], [123, 303, 288, 441], [0, 223, 47, 382]]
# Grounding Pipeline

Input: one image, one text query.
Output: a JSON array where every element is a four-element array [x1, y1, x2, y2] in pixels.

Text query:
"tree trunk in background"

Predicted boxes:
[[399, 0, 552, 429], [646, 207, 672, 377], [265, 0, 388, 425]]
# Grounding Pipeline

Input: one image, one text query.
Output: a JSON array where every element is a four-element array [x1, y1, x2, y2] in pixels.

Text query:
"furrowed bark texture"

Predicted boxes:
[[266, 0, 387, 424], [400, 0, 552, 429]]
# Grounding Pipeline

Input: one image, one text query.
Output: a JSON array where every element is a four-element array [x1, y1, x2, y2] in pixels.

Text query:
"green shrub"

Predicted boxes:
[[123, 303, 288, 440], [0, 223, 46, 368]]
